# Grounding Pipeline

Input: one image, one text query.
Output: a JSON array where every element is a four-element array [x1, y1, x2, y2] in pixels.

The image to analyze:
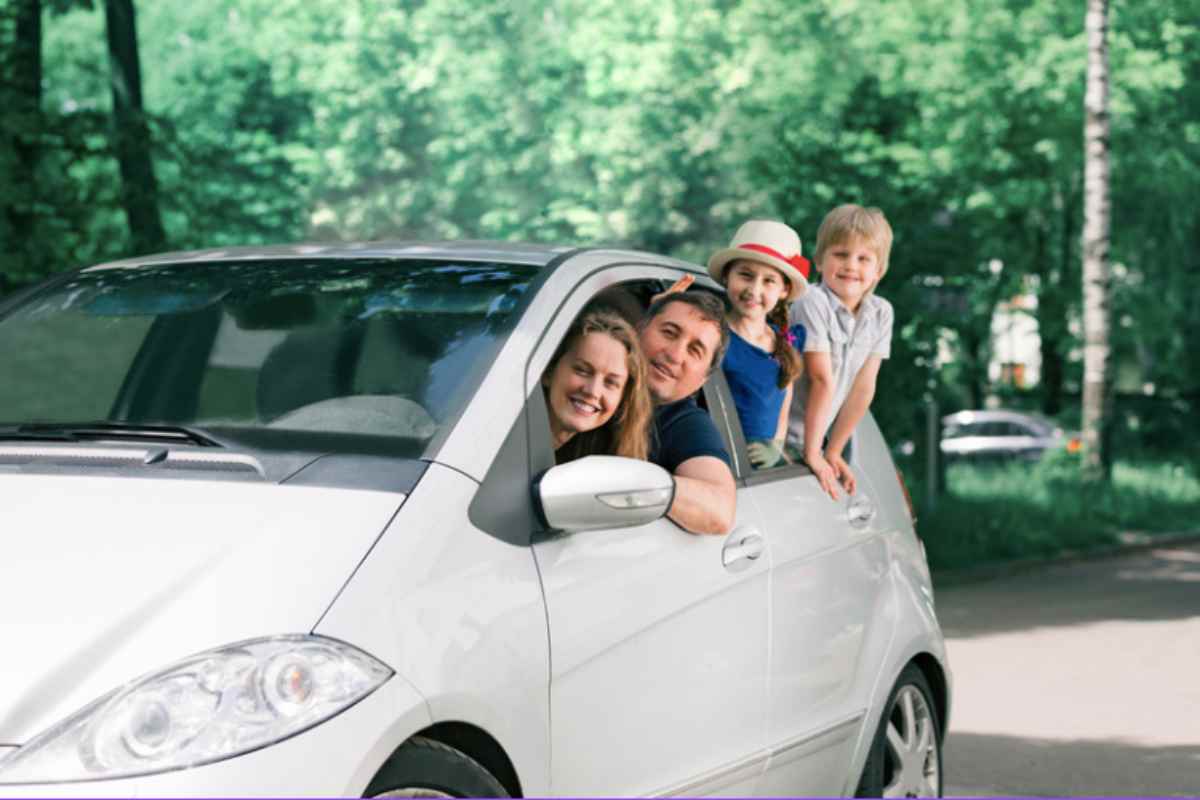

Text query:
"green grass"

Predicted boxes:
[[911, 452, 1200, 572]]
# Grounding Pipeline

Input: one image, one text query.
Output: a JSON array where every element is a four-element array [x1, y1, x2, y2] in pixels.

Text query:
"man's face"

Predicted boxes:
[[639, 300, 722, 404]]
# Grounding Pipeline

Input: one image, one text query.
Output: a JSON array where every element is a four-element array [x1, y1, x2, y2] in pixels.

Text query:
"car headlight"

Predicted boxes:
[[0, 635, 392, 784]]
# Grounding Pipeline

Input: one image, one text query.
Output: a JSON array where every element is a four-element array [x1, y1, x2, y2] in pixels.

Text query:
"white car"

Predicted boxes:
[[0, 243, 949, 797], [941, 409, 1080, 463]]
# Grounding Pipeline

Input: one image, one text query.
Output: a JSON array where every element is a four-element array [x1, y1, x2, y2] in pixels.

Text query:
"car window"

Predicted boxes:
[[1019, 417, 1053, 437], [946, 417, 1048, 438], [526, 277, 749, 468], [629, 286, 810, 480], [707, 372, 817, 483], [0, 259, 539, 450], [943, 420, 985, 438], [699, 370, 751, 477], [0, 306, 155, 423]]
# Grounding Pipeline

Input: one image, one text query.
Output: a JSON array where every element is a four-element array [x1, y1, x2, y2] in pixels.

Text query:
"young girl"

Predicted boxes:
[[707, 219, 810, 469]]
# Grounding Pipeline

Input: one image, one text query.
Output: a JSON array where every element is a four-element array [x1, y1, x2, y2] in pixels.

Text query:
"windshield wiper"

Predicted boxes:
[[2, 422, 222, 448], [0, 429, 76, 442]]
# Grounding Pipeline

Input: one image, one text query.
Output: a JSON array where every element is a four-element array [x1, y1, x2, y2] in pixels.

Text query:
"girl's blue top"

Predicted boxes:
[[721, 325, 806, 441]]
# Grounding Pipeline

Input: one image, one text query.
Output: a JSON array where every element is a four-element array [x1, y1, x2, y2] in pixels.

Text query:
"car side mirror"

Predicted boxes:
[[534, 455, 674, 533]]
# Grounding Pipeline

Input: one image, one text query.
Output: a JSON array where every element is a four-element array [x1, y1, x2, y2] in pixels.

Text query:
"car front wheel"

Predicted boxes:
[[855, 664, 942, 798], [365, 736, 509, 798]]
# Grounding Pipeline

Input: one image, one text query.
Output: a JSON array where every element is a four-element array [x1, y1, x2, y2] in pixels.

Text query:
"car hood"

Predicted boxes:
[[0, 474, 404, 744]]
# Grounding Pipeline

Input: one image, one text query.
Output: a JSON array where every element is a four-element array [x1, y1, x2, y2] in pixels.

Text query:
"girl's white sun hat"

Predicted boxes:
[[707, 219, 810, 302]]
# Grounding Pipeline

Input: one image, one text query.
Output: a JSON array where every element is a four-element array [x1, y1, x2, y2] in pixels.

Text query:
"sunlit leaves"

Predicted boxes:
[[2, 0, 1197, 461]]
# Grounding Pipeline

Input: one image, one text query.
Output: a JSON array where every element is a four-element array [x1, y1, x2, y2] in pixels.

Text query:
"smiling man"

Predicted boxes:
[[639, 291, 736, 535]]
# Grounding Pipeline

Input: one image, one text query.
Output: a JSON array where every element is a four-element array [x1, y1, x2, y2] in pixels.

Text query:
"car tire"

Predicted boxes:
[[854, 664, 942, 798], [365, 736, 510, 798]]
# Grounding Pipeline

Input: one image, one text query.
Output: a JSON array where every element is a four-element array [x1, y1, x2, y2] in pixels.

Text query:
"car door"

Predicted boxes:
[[525, 263, 770, 796], [709, 375, 891, 796]]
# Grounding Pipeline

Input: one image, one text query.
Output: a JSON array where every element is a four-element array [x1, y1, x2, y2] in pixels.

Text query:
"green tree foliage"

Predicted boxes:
[[25, 0, 312, 265], [139, 3, 314, 249], [0, 0, 43, 292], [1105, 1, 1200, 469], [3, 0, 1197, 458], [0, 2, 108, 276]]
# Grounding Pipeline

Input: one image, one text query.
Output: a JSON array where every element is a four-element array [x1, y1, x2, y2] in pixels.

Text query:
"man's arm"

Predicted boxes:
[[801, 350, 842, 499], [667, 455, 736, 535], [824, 355, 883, 496]]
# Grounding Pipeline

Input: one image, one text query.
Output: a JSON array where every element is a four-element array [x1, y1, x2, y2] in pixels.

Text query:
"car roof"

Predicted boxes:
[[81, 241, 577, 271], [942, 409, 1054, 428], [79, 240, 703, 274]]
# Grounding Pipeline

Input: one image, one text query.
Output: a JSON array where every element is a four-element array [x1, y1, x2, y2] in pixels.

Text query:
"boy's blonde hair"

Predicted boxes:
[[813, 204, 894, 280]]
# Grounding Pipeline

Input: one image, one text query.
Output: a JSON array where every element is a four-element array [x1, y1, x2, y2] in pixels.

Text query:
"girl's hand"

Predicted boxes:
[[650, 274, 695, 306], [826, 451, 857, 495], [747, 438, 789, 470], [806, 451, 841, 501]]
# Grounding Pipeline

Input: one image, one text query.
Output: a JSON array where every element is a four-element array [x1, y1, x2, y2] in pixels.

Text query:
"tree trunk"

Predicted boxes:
[[963, 327, 986, 410], [1037, 184, 1078, 418], [2, 0, 43, 282], [1028, 218, 1060, 416], [13, 1, 40, 104], [1081, 0, 1112, 481], [1040, 333, 1064, 416], [103, 0, 166, 255]]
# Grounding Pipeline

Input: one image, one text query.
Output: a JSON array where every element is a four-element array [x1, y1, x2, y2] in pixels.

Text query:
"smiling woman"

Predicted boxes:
[[541, 310, 652, 464]]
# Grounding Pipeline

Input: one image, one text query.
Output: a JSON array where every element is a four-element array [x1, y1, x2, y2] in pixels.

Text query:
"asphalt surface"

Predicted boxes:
[[935, 540, 1200, 797]]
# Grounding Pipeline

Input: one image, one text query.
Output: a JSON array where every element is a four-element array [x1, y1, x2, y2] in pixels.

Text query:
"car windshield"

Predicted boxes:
[[0, 258, 539, 456]]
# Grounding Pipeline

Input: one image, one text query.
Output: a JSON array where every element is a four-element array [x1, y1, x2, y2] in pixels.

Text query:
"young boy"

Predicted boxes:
[[787, 204, 894, 500]]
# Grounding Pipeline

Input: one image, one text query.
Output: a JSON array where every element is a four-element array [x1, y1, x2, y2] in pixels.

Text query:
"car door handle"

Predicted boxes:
[[722, 528, 765, 571], [847, 494, 877, 529]]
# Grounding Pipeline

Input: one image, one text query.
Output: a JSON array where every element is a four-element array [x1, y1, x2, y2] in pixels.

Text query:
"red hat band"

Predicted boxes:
[[740, 243, 811, 280]]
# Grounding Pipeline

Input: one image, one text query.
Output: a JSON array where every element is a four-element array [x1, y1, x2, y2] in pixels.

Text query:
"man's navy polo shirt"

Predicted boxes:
[[649, 395, 733, 473]]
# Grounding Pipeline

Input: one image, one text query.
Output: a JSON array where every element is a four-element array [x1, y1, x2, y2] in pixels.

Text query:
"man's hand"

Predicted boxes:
[[805, 450, 841, 501], [747, 438, 788, 470], [650, 274, 695, 306], [826, 450, 857, 495]]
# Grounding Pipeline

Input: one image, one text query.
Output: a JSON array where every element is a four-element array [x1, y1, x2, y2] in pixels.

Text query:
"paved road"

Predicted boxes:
[[935, 540, 1200, 797]]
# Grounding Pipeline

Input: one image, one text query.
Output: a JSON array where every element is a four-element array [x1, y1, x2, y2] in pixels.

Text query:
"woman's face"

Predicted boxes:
[[545, 331, 630, 447], [724, 259, 789, 321]]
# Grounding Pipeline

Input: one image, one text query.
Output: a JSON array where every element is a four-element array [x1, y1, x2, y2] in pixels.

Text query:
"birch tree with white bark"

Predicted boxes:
[[1081, 0, 1112, 481]]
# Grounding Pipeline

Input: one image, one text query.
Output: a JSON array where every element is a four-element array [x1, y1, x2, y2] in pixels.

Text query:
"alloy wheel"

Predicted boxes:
[[882, 684, 941, 797]]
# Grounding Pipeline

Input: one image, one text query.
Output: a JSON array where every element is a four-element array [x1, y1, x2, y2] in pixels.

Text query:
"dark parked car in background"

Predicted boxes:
[[941, 410, 1080, 463]]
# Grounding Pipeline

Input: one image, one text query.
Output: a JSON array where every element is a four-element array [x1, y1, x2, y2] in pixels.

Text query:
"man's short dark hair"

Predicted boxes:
[[643, 290, 730, 373]]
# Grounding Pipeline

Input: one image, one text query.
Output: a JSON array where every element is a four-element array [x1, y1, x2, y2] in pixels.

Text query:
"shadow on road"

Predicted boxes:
[[944, 730, 1200, 796], [936, 544, 1200, 639]]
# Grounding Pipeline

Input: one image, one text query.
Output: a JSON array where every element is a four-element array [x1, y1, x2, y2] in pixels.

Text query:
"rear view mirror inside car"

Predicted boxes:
[[229, 292, 319, 329]]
